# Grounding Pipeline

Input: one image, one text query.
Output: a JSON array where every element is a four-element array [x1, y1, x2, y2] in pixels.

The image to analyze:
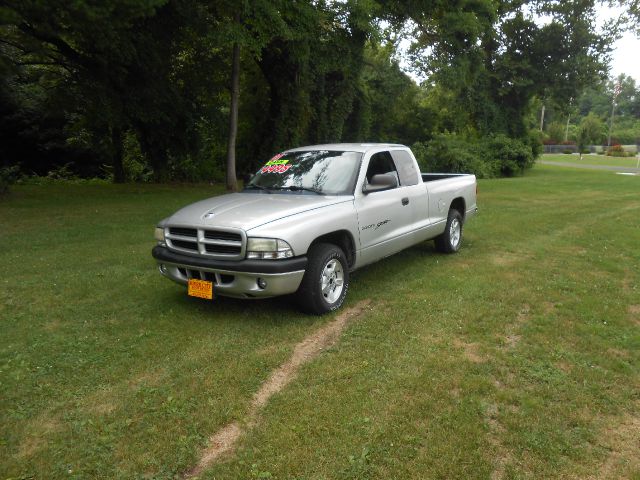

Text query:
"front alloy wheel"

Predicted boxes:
[[321, 258, 345, 304], [297, 243, 350, 315]]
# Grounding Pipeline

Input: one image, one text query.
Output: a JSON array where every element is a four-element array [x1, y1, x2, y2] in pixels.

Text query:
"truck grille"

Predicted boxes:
[[172, 239, 198, 251], [169, 227, 197, 237], [165, 226, 245, 259]]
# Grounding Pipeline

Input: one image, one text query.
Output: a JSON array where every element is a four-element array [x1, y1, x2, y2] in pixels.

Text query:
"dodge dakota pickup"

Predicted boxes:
[[152, 143, 477, 314]]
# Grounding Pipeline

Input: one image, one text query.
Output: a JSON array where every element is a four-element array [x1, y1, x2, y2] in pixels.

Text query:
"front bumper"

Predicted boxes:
[[152, 246, 307, 299]]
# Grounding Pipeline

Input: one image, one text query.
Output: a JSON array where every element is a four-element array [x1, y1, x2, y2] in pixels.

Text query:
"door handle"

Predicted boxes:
[[402, 197, 409, 206]]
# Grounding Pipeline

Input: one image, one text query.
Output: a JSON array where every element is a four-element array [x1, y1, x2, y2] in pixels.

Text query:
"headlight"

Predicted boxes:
[[154, 227, 165, 243], [246, 237, 293, 259]]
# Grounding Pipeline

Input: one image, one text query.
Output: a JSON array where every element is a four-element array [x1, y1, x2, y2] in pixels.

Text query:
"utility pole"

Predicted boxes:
[[607, 83, 622, 147], [564, 97, 573, 142]]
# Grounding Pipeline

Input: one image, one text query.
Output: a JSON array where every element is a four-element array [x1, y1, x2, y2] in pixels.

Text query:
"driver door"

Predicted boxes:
[[355, 151, 414, 266]]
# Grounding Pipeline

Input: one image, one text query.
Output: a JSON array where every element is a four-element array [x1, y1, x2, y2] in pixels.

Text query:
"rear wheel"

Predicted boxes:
[[297, 243, 349, 315], [435, 209, 463, 253]]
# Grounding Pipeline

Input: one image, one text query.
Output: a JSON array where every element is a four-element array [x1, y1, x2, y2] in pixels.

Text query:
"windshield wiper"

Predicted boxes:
[[244, 184, 269, 191], [274, 185, 323, 195], [246, 184, 323, 195]]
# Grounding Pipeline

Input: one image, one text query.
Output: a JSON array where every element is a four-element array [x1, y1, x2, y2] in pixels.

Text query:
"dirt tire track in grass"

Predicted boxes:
[[183, 299, 372, 478], [484, 402, 512, 480], [503, 304, 530, 350], [587, 413, 640, 480]]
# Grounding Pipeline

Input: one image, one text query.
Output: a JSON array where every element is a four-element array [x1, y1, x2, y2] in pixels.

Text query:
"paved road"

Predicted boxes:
[[538, 160, 640, 173]]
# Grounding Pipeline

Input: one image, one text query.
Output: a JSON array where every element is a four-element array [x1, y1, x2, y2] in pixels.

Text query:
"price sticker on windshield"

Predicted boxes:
[[260, 154, 292, 174], [260, 164, 292, 174]]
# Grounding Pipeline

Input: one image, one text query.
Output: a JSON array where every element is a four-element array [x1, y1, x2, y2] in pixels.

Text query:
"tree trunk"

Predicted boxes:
[[226, 25, 240, 192], [112, 127, 125, 183]]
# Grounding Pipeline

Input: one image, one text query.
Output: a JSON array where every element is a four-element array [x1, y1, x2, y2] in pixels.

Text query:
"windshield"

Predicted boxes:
[[246, 150, 362, 195]]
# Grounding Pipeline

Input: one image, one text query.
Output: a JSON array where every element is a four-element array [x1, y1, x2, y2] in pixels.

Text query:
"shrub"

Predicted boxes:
[[15, 164, 109, 186], [0, 165, 20, 194], [167, 154, 200, 182], [606, 144, 633, 157], [413, 132, 538, 178], [486, 134, 535, 176], [413, 134, 494, 178], [410, 141, 430, 171], [123, 131, 153, 182], [527, 129, 544, 158], [46, 163, 78, 181]]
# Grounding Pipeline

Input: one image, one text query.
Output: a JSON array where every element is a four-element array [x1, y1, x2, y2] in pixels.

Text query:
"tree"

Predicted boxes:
[[226, 12, 241, 192], [203, 0, 291, 189], [0, 0, 204, 182], [576, 112, 605, 158], [408, 0, 613, 139], [0, 0, 624, 183], [618, 0, 640, 34], [343, 40, 436, 145], [546, 121, 566, 144]]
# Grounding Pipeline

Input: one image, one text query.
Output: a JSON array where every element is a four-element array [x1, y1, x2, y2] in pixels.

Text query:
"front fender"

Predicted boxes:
[[245, 199, 359, 257]]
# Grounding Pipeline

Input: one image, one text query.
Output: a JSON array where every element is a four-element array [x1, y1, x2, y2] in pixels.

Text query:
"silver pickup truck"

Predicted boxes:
[[152, 143, 477, 314]]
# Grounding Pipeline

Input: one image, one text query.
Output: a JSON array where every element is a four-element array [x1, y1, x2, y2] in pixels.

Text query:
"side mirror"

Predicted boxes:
[[362, 173, 398, 194]]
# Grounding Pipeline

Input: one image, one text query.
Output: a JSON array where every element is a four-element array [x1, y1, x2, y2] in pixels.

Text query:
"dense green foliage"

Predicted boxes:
[[414, 132, 538, 178], [0, 0, 629, 184], [412, 1, 610, 139]]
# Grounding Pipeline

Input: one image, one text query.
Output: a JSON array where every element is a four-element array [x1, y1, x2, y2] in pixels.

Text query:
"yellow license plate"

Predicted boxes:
[[187, 279, 213, 300]]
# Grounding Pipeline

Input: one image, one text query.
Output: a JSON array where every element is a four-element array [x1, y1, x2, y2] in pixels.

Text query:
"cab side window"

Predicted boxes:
[[366, 151, 399, 186], [390, 150, 420, 186]]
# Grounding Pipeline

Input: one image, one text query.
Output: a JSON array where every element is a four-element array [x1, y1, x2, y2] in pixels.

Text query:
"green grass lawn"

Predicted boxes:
[[542, 153, 640, 168], [1, 166, 639, 479]]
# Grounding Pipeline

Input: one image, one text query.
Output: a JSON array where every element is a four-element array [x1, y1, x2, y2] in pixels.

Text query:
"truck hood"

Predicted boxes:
[[163, 192, 353, 231]]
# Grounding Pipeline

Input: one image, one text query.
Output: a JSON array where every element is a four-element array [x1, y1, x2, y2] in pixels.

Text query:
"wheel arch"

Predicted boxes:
[[450, 197, 466, 221], [309, 230, 356, 269]]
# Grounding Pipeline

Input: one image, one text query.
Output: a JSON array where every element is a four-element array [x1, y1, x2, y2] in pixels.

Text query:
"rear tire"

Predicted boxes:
[[297, 243, 349, 315], [435, 209, 463, 253]]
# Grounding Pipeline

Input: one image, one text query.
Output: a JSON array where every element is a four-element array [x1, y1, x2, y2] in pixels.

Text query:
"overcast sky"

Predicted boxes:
[[610, 31, 640, 82], [600, 2, 640, 83]]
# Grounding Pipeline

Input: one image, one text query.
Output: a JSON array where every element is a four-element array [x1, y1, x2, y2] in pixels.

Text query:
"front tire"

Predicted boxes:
[[435, 209, 463, 253], [297, 243, 350, 315]]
